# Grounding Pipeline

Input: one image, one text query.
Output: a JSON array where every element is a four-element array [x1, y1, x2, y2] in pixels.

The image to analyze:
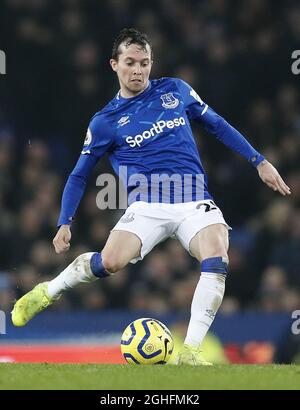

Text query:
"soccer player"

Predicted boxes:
[[12, 28, 291, 365]]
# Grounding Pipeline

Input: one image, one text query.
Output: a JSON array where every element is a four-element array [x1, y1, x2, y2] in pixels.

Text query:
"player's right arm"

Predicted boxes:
[[53, 153, 98, 253], [53, 115, 114, 254]]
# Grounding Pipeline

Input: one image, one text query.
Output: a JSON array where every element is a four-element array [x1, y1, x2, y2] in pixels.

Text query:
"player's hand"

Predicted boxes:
[[257, 160, 291, 196], [53, 224, 72, 254]]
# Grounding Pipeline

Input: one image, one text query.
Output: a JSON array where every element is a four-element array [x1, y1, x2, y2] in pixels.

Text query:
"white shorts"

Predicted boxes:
[[112, 200, 231, 264]]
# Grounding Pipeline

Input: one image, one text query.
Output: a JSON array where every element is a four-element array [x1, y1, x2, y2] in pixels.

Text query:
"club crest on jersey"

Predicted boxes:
[[118, 116, 130, 127], [160, 93, 179, 109]]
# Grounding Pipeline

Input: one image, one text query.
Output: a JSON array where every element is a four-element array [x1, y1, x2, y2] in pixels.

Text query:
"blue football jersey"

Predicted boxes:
[[83, 77, 213, 204], [57, 77, 264, 225]]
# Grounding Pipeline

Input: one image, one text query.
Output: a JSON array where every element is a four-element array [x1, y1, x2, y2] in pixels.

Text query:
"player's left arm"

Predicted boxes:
[[201, 110, 291, 196], [175, 78, 291, 196], [256, 159, 291, 196]]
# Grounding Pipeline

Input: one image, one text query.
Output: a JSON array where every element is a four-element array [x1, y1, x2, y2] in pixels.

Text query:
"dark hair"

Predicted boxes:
[[111, 28, 153, 61]]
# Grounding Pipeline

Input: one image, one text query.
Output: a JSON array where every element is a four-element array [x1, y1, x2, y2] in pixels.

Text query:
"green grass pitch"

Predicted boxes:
[[0, 364, 299, 390]]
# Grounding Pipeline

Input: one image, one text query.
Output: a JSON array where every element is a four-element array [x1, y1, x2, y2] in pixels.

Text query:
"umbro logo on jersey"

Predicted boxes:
[[118, 116, 130, 127], [160, 93, 179, 109]]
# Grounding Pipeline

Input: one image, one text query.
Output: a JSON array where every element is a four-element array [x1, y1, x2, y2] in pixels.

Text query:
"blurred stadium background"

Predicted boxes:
[[0, 0, 300, 365]]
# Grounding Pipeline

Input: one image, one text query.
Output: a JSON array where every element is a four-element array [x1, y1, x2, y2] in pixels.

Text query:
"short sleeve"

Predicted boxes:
[[81, 114, 115, 158]]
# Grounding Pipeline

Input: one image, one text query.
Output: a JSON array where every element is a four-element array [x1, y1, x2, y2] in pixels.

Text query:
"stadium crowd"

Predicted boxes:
[[0, 0, 300, 316]]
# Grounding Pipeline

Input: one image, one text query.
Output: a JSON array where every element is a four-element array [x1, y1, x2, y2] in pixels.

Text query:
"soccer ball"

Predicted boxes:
[[120, 318, 174, 365]]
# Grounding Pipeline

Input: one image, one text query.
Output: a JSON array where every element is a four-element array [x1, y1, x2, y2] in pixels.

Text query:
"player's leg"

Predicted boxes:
[[11, 231, 141, 327], [175, 201, 230, 365], [176, 223, 229, 365], [47, 229, 141, 298], [185, 223, 229, 346], [101, 230, 142, 273]]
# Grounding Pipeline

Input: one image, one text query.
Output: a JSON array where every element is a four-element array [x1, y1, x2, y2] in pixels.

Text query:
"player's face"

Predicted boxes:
[[110, 43, 153, 98]]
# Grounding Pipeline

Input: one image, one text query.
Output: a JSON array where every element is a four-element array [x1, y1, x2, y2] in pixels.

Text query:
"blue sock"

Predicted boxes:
[[201, 257, 228, 275], [90, 252, 110, 278]]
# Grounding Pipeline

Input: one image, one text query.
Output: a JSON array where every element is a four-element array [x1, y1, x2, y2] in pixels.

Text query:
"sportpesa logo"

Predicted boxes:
[[125, 117, 186, 148]]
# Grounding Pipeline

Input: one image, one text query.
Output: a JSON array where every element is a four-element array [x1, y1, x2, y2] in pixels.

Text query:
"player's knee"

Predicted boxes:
[[101, 252, 125, 273], [207, 248, 229, 263], [197, 246, 229, 264]]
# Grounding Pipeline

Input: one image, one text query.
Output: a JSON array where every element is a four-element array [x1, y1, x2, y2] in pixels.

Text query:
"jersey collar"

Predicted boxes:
[[116, 81, 152, 102]]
